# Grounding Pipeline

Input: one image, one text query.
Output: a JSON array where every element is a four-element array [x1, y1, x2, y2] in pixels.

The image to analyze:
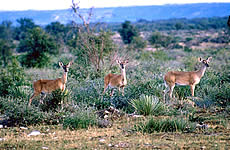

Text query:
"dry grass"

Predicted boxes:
[[1, 116, 230, 149]]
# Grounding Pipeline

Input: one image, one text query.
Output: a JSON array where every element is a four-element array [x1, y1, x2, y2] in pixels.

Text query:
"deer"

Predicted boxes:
[[103, 59, 128, 97], [28, 61, 73, 106], [164, 57, 212, 99]]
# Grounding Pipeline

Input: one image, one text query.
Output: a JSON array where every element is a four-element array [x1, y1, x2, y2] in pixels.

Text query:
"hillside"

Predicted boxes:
[[0, 3, 230, 25]]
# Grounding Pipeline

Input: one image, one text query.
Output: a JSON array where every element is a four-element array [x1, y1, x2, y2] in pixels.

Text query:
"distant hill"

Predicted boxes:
[[0, 3, 230, 25]]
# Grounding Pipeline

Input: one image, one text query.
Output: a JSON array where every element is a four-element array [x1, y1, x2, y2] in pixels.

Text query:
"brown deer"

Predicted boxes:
[[103, 59, 128, 96], [28, 61, 73, 106], [164, 57, 212, 99]]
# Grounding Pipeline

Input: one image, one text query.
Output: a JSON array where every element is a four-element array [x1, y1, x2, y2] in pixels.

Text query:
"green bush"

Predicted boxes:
[[0, 96, 71, 126], [184, 46, 192, 52], [138, 51, 154, 61], [0, 97, 44, 126], [69, 78, 113, 110], [18, 27, 58, 68], [0, 58, 28, 98], [195, 69, 230, 107], [63, 107, 97, 130], [135, 117, 195, 133], [130, 95, 165, 116], [152, 50, 171, 61], [130, 36, 147, 50], [40, 89, 70, 112], [148, 32, 175, 48]]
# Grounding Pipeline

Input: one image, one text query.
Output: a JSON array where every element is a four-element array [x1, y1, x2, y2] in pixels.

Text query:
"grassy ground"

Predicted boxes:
[[1, 112, 230, 149]]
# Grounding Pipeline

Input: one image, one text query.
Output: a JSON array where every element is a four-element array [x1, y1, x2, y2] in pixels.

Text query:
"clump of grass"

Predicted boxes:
[[130, 95, 165, 116], [135, 117, 195, 133], [63, 107, 97, 130]]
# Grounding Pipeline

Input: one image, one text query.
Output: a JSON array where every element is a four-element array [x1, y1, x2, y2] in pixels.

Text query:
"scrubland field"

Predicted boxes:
[[0, 10, 230, 149]]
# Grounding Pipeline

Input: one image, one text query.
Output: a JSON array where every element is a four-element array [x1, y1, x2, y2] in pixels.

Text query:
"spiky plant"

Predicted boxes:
[[130, 95, 165, 116]]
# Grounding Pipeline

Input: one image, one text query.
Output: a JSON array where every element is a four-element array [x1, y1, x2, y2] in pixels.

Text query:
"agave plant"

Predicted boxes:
[[130, 95, 165, 116]]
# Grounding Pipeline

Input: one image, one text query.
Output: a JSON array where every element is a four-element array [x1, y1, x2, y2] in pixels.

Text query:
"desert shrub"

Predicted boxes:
[[0, 97, 44, 126], [148, 32, 175, 48], [138, 51, 154, 61], [195, 69, 230, 107], [183, 56, 198, 70], [70, 78, 111, 110], [213, 83, 230, 106], [130, 36, 147, 50], [0, 58, 28, 98], [92, 98, 111, 110], [130, 95, 165, 116], [69, 64, 107, 81], [185, 37, 193, 42], [126, 80, 164, 100], [172, 43, 183, 49], [101, 79, 164, 113], [135, 117, 195, 133], [173, 86, 191, 100], [63, 107, 97, 130], [0, 96, 72, 126], [40, 89, 70, 112], [102, 95, 133, 113], [184, 46, 192, 52], [152, 50, 171, 61]]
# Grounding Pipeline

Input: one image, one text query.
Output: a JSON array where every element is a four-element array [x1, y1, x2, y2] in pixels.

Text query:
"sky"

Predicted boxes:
[[0, 0, 230, 11]]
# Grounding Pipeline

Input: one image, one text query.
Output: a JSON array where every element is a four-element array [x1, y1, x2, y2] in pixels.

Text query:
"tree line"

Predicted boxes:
[[0, 16, 229, 69]]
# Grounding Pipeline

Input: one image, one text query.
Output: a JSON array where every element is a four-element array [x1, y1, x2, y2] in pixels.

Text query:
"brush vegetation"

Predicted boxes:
[[0, 6, 230, 149]]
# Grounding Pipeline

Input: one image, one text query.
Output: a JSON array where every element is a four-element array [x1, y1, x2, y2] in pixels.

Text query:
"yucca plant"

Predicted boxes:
[[130, 95, 165, 116], [135, 117, 195, 133]]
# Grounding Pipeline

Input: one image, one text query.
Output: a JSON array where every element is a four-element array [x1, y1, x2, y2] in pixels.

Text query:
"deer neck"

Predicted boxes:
[[62, 72, 68, 84], [121, 68, 127, 84], [196, 65, 207, 78]]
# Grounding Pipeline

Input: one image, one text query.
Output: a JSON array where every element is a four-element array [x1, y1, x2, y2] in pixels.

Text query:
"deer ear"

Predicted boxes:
[[59, 62, 63, 67], [198, 57, 202, 62], [67, 61, 73, 67], [207, 57, 212, 62], [125, 59, 129, 64], [116, 60, 120, 64]]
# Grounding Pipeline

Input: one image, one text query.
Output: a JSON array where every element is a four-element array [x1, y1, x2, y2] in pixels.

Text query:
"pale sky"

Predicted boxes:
[[0, 0, 230, 11]]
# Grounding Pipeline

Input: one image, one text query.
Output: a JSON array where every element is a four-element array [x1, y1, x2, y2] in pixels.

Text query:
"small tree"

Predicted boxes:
[[0, 21, 15, 67], [18, 27, 58, 68], [130, 36, 147, 50], [45, 21, 67, 45], [0, 40, 14, 67], [15, 18, 37, 40], [118, 20, 139, 44], [148, 32, 175, 48], [71, 0, 116, 72]]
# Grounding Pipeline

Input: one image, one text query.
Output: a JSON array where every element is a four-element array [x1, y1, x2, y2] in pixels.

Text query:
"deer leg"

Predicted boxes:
[[169, 84, 175, 99], [110, 89, 114, 97], [190, 85, 195, 97], [29, 92, 40, 106], [122, 87, 125, 96], [118, 87, 121, 95], [40, 92, 46, 104], [164, 83, 170, 102], [103, 84, 109, 94]]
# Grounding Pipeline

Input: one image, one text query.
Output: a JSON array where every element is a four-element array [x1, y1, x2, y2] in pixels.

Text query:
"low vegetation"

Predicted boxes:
[[0, 4, 230, 149]]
